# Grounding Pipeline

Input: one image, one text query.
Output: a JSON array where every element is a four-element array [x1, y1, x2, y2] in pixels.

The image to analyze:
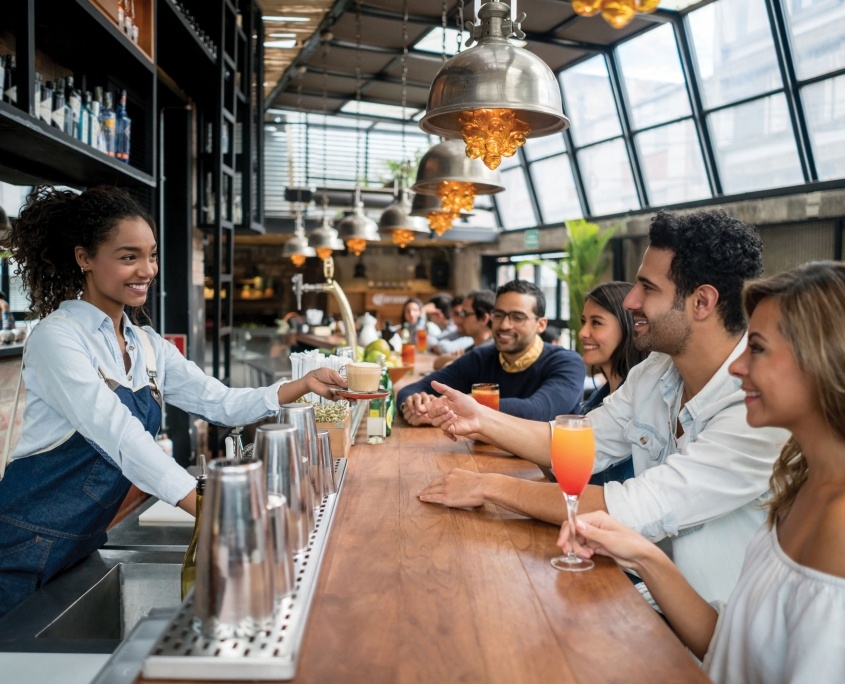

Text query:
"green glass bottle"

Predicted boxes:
[[180, 472, 206, 599], [377, 353, 395, 437]]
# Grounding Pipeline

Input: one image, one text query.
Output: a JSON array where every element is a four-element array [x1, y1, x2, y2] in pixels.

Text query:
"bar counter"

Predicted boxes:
[[139, 423, 707, 682]]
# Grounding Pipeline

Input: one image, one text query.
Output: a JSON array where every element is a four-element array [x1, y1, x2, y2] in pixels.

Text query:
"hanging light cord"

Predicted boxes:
[[354, 0, 363, 194], [441, 0, 448, 63], [322, 38, 330, 215], [399, 0, 409, 194], [457, 1, 464, 53]]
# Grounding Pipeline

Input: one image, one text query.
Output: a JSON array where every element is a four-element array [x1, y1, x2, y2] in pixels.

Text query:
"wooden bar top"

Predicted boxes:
[[140, 420, 706, 682]]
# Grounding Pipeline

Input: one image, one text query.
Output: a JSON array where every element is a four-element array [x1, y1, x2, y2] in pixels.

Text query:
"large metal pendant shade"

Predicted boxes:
[[283, 214, 316, 267], [410, 192, 461, 237], [412, 140, 504, 195], [419, 2, 569, 168], [337, 191, 381, 256], [379, 192, 430, 248], [308, 215, 346, 260]]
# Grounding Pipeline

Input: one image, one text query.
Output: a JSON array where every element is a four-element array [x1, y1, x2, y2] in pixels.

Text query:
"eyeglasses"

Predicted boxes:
[[490, 309, 539, 325], [455, 310, 477, 319]]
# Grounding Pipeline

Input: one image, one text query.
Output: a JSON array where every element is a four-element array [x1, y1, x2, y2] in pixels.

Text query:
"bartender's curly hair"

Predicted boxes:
[[7, 185, 156, 319]]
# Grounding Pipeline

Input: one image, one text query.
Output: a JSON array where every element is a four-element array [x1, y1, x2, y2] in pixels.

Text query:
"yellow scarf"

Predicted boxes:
[[499, 335, 545, 373]]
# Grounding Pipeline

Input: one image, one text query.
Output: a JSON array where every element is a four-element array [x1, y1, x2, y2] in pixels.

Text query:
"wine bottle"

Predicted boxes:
[[3, 55, 16, 105], [79, 90, 92, 145], [67, 77, 81, 138], [180, 463, 207, 600], [91, 87, 103, 151]]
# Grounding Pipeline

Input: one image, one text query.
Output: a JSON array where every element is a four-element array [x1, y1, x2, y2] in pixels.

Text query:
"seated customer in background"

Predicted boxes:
[[432, 289, 495, 370], [431, 295, 473, 355], [399, 280, 585, 425], [563, 261, 845, 683], [418, 210, 787, 603], [422, 292, 457, 348]]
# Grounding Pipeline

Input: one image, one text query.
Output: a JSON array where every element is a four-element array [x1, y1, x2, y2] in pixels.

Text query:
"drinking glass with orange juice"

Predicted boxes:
[[550, 414, 595, 572], [415, 327, 428, 352], [471, 383, 500, 411]]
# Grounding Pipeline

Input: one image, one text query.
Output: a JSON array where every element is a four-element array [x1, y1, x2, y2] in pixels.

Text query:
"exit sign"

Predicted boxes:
[[524, 230, 539, 249]]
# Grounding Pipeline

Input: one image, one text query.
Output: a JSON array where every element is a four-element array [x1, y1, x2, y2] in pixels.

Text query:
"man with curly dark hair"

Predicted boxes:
[[418, 209, 787, 605]]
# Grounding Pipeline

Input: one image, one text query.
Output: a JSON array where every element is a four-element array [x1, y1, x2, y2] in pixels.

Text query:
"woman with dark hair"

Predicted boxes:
[[580, 281, 647, 412], [0, 185, 344, 617], [561, 261, 845, 682], [578, 281, 647, 485]]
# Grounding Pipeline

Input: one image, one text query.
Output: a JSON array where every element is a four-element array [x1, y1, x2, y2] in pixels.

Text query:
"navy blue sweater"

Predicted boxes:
[[397, 343, 585, 421]]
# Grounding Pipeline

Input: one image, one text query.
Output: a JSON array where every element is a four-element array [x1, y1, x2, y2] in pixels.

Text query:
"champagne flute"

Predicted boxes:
[[550, 414, 595, 572]]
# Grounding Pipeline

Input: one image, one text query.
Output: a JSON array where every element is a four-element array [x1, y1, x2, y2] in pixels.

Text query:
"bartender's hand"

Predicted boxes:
[[418, 468, 488, 508], [401, 392, 434, 426], [422, 381, 485, 441], [279, 368, 346, 403]]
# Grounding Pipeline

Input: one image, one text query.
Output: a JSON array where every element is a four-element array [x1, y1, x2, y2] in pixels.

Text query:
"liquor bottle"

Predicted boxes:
[[376, 353, 395, 437], [91, 87, 103, 151], [181, 460, 207, 600], [32, 73, 41, 117], [79, 90, 92, 145], [101, 90, 116, 156], [39, 80, 54, 125], [129, 0, 139, 43], [115, 89, 131, 163], [67, 77, 81, 138], [3, 55, 16, 105], [117, 0, 126, 34], [51, 78, 66, 131]]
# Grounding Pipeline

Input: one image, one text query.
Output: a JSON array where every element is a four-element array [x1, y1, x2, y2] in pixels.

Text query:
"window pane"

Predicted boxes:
[[783, 0, 845, 80], [708, 94, 804, 194], [802, 75, 845, 181], [497, 151, 522, 170], [577, 139, 640, 216], [538, 264, 559, 320], [527, 154, 583, 223], [688, 0, 782, 109], [559, 56, 622, 147], [496, 167, 537, 230], [616, 24, 691, 130], [524, 134, 566, 161], [636, 120, 711, 206]]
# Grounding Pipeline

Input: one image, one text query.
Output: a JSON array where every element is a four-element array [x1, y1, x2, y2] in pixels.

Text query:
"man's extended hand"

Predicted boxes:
[[421, 380, 486, 440], [417, 468, 488, 508]]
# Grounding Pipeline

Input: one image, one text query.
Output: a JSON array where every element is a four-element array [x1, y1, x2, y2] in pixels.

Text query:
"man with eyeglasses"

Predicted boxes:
[[398, 280, 585, 426], [417, 210, 787, 604], [432, 290, 496, 370]]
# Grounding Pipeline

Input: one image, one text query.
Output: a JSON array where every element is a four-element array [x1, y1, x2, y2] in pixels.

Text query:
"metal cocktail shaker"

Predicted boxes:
[[266, 493, 295, 603], [278, 403, 321, 518], [316, 428, 337, 497], [193, 458, 275, 639], [253, 423, 311, 553]]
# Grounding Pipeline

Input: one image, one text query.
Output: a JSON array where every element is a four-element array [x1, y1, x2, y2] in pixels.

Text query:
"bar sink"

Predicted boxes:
[[0, 549, 184, 653]]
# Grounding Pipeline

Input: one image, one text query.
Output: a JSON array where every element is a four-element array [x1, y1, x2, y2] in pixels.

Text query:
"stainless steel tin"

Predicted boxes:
[[315, 428, 336, 497], [278, 403, 320, 521], [267, 494, 295, 602]]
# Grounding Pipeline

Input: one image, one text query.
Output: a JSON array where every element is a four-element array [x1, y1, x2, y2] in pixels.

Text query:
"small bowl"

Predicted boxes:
[[387, 365, 413, 385]]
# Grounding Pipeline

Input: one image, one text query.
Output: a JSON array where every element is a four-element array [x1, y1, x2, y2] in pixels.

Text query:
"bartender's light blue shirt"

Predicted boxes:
[[13, 301, 284, 505]]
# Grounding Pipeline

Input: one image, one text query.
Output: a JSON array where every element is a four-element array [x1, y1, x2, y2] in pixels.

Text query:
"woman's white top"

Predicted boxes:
[[13, 301, 285, 506], [703, 522, 845, 683]]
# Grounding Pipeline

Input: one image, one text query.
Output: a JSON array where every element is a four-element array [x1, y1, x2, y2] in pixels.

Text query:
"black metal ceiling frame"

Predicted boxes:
[[267, 0, 839, 230]]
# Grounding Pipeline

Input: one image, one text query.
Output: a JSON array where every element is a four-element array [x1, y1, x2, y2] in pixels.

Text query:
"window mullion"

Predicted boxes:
[[605, 50, 648, 208], [518, 147, 544, 225], [765, 0, 817, 181], [672, 12, 721, 196]]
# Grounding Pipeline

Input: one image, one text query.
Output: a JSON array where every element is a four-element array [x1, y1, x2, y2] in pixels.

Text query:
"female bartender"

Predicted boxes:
[[0, 185, 343, 617]]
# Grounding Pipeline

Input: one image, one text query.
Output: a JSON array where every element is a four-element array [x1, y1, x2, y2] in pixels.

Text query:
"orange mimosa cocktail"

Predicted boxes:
[[550, 415, 596, 572], [551, 424, 595, 496]]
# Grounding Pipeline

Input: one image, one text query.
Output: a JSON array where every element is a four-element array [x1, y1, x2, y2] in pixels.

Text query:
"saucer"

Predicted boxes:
[[330, 386, 390, 400]]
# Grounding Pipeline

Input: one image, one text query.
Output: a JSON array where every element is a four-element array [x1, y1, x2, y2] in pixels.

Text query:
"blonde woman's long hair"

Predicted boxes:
[[743, 261, 845, 527]]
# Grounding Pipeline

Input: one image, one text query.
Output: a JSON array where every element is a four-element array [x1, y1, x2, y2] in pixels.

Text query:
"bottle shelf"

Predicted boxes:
[[0, 100, 154, 189]]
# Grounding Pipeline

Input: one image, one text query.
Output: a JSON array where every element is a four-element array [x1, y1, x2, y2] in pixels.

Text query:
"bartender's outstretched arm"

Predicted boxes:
[[423, 380, 553, 466]]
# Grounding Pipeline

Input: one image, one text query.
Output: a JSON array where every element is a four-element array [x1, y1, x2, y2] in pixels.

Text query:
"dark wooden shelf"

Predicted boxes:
[[0, 101, 155, 189]]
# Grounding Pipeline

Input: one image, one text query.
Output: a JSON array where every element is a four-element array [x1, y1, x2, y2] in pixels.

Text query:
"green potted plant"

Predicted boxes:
[[518, 219, 616, 353]]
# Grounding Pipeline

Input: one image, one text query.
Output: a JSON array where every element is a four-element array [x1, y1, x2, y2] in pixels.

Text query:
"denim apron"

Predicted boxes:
[[0, 330, 162, 617]]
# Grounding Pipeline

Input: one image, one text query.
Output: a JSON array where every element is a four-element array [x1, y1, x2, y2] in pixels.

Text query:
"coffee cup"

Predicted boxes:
[[343, 362, 382, 392]]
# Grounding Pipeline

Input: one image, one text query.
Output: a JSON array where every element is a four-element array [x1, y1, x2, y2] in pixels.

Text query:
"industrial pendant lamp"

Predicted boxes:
[[337, 188, 381, 256], [337, 0, 381, 257], [308, 33, 345, 262], [379, 0, 430, 249], [419, 1, 569, 170], [572, 0, 661, 29], [410, 191, 461, 237], [411, 139, 504, 221], [283, 210, 316, 267]]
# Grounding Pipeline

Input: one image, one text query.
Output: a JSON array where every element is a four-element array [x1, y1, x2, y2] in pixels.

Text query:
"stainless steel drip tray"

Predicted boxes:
[[141, 457, 347, 681]]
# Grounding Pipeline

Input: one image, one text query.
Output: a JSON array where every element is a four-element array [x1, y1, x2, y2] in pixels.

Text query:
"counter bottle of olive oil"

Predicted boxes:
[[180, 457, 207, 599]]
